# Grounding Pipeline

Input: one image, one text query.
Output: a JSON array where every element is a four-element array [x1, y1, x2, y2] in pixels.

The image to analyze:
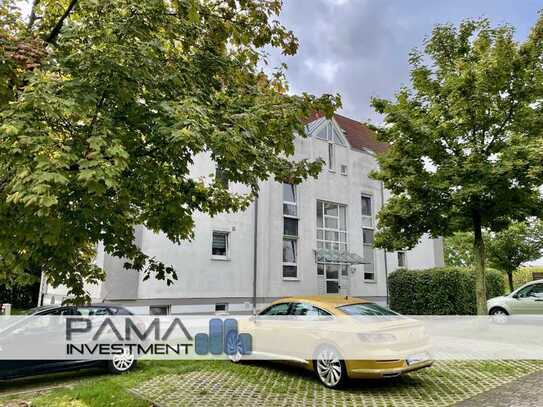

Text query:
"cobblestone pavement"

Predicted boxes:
[[455, 369, 543, 407], [130, 361, 543, 407]]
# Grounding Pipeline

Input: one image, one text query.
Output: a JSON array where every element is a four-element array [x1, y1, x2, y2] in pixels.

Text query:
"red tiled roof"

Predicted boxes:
[[304, 112, 389, 154]]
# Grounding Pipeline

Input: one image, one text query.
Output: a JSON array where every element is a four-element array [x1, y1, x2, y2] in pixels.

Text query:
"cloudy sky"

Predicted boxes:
[[268, 0, 542, 124]]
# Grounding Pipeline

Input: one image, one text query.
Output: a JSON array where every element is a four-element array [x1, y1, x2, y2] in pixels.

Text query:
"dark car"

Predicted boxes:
[[0, 304, 137, 380]]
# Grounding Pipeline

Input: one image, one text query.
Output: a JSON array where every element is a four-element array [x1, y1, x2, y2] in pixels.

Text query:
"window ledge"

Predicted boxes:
[[282, 277, 300, 281], [211, 256, 230, 261], [363, 280, 377, 284]]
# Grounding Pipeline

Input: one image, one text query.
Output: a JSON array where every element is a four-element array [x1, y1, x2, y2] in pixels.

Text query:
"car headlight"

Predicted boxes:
[[357, 333, 397, 343]]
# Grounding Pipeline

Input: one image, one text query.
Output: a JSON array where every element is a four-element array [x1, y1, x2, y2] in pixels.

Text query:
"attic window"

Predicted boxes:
[[314, 122, 345, 146]]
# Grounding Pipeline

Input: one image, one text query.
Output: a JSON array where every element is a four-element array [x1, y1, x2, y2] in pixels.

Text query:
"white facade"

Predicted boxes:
[[41, 115, 444, 313]]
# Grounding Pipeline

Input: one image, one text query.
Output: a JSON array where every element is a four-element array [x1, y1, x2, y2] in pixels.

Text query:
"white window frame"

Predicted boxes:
[[282, 184, 298, 220], [362, 228, 376, 282], [361, 194, 373, 228], [317, 200, 348, 252], [361, 193, 376, 282], [328, 142, 336, 172], [283, 184, 299, 280], [313, 120, 347, 146], [311, 120, 348, 173], [211, 230, 230, 260], [282, 238, 298, 280]]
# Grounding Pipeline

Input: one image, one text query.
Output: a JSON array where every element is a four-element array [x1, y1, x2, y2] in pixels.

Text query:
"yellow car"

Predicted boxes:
[[232, 295, 432, 388]]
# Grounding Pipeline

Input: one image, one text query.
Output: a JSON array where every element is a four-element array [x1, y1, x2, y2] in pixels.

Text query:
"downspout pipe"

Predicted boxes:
[[252, 196, 259, 315], [380, 181, 389, 307]]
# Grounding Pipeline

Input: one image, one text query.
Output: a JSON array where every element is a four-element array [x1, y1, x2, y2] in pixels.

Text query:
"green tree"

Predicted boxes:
[[487, 221, 543, 292], [0, 0, 339, 302], [444, 232, 475, 268], [371, 18, 543, 314]]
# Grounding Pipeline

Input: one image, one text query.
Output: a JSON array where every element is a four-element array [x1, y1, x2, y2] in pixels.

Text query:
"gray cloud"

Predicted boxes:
[[268, 0, 542, 124]]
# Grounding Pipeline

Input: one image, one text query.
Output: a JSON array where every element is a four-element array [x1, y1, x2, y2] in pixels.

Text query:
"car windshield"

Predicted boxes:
[[338, 303, 399, 317]]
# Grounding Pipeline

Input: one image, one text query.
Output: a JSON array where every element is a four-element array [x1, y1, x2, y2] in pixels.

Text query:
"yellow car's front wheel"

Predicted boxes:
[[314, 346, 348, 388]]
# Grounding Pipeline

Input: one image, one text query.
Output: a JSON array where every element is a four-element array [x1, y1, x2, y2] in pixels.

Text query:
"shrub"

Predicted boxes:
[[389, 267, 505, 315]]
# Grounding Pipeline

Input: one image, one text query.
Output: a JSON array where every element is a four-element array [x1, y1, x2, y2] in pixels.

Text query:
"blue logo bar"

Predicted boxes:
[[195, 318, 252, 356]]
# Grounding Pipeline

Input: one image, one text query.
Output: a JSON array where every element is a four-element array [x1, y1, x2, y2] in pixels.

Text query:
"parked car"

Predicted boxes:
[[231, 295, 432, 388], [0, 304, 136, 380], [488, 279, 543, 320]]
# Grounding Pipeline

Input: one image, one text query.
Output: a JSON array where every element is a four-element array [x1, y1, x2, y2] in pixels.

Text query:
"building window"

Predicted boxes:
[[363, 228, 375, 281], [215, 164, 229, 188], [215, 303, 228, 313], [314, 122, 346, 146], [328, 143, 335, 171], [283, 184, 297, 216], [283, 217, 298, 237], [361, 194, 373, 227], [211, 231, 229, 259], [283, 184, 299, 279], [398, 251, 407, 268], [150, 305, 169, 315], [317, 201, 347, 252], [361, 193, 375, 281]]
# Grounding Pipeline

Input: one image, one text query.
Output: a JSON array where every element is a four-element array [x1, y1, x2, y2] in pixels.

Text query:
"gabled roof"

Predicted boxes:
[[304, 112, 389, 154]]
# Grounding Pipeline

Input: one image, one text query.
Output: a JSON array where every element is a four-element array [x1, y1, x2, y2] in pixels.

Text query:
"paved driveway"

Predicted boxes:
[[130, 361, 543, 407]]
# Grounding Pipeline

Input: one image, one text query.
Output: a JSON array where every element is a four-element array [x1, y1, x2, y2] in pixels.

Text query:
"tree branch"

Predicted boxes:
[[44, 0, 79, 44], [27, 0, 41, 32]]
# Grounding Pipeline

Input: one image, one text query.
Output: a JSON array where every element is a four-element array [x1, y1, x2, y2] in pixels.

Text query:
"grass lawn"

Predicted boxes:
[[0, 360, 212, 407], [6, 308, 30, 316], [1, 360, 542, 407]]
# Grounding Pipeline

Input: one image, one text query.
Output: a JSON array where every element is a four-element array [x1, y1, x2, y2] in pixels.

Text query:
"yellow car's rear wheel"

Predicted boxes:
[[314, 346, 348, 388]]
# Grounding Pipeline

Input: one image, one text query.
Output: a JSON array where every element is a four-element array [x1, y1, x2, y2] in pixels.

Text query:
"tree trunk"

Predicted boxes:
[[507, 269, 514, 293], [473, 211, 487, 315]]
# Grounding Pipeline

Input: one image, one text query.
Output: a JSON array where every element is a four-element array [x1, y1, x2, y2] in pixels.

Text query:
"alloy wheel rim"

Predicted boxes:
[[226, 334, 243, 362], [316, 349, 342, 387], [491, 310, 508, 324], [113, 348, 135, 371]]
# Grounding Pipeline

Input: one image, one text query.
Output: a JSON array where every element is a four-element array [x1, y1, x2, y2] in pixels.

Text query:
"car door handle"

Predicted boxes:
[[535, 299, 543, 302]]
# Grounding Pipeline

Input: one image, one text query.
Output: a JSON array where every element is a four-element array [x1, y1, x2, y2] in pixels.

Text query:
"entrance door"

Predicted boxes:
[[317, 263, 351, 294], [325, 264, 340, 294]]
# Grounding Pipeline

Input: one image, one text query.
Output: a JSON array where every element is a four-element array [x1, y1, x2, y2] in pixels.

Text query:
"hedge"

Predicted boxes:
[[508, 267, 543, 290], [389, 267, 505, 315]]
